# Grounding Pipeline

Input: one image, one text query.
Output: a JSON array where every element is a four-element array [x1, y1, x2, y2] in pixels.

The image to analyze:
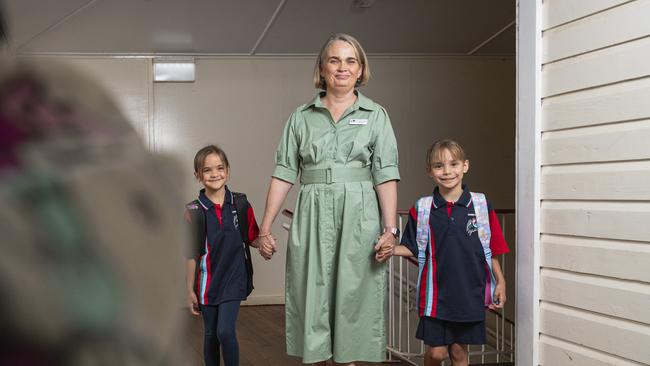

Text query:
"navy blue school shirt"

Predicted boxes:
[[401, 185, 509, 322], [187, 187, 260, 306]]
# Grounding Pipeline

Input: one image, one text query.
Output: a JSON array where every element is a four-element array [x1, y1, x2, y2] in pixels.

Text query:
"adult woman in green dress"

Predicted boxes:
[[258, 33, 400, 365]]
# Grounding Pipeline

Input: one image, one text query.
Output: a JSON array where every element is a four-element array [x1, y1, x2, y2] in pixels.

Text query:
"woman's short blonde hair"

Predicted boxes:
[[313, 33, 371, 90]]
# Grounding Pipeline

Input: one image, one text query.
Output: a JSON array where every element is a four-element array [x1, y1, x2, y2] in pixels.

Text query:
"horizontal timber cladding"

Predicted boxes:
[[541, 161, 650, 200], [542, 0, 631, 30], [542, 36, 650, 97], [542, 77, 650, 131], [541, 119, 650, 165], [541, 267, 650, 324], [540, 302, 650, 364], [543, 0, 650, 63], [540, 334, 646, 366], [541, 234, 650, 283], [541, 201, 650, 242], [540, 1, 650, 364]]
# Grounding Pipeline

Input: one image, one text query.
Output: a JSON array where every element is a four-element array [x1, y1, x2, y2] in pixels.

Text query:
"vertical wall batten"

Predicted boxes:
[[516, 0, 542, 365]]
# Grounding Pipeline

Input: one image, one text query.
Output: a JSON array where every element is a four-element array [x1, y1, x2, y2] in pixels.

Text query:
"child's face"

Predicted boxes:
[[197, 153, 229, 192], [427, 148, 469, 192]]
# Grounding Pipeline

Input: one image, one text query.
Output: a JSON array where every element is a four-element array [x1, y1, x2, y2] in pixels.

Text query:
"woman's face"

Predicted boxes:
[[320, 40, 362, 91]]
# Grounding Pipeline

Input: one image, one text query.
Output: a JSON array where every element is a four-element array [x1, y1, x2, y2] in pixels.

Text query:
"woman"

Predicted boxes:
[[258, 33, 399, 365]]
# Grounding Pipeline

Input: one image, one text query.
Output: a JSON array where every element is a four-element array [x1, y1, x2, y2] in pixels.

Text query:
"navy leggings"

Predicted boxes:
[[201, 301, 241, 366]]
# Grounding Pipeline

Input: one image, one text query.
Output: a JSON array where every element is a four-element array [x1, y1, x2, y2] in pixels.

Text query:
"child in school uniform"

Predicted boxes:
[[384, 139, 509, 366], [184, 145, 267, 366]]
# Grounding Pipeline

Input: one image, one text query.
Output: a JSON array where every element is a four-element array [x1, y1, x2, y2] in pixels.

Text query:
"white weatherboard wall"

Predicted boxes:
[[539, 0, 650, 365], [46, 55, 515, 306]]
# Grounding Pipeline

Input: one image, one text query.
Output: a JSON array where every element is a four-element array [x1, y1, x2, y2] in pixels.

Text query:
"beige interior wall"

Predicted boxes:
[[365, 56, 515, 209], [154, 55, 515, 304], [51, 55, 515, 304], [55, 57, 154, 146]]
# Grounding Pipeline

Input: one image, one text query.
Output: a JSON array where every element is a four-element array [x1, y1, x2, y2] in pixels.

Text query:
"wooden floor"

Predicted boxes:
[[187, 305, 409, 366]]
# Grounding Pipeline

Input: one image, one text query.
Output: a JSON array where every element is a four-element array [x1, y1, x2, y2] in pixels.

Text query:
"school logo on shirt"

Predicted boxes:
[[232, 209, 240, 229], [466, 217, 478, 236]]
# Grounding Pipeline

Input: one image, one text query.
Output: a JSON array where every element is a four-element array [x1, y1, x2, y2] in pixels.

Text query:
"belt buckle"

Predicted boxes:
[[325, 167, 332, 184]]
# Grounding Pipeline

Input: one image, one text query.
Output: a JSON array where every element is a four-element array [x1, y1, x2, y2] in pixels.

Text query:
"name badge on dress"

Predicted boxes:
[[349, 118, 368, 125]]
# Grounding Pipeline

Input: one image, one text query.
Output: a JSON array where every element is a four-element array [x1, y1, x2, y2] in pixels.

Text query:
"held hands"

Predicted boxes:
[[187, 292, 200, 316], [257, 233, 277, 260], [374, 231, 397, 263], [488, 282, 507, 310]]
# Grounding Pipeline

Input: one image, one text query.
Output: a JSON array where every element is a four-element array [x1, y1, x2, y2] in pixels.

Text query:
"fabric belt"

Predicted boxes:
[[300, 167, 372, 184]]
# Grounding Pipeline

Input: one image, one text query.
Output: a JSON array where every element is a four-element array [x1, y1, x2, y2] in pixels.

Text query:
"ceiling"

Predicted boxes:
[[3, 0, 515, 55]]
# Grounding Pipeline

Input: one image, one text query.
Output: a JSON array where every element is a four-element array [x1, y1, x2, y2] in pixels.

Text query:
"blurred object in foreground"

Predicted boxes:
[[0, 58, 187, 366], [0, 0, 7, 48]]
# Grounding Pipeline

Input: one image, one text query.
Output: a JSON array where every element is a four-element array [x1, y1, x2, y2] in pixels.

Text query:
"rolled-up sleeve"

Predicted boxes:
[[371, 107, 400, 185], [272, 112, 300, 184]]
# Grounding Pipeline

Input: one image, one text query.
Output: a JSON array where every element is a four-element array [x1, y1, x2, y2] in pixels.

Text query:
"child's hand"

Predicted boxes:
[[489, 282, 506, 310], [258, 234, 277, 260], [374, 232, 396, 263], [187, 292, 200, 316]]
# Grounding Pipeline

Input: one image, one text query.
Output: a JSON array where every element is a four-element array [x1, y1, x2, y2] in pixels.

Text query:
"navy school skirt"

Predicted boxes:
[[416, 316, 486, 347]]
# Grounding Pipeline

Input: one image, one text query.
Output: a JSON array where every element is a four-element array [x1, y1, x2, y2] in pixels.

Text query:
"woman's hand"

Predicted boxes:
[[258, 234, 277, 260], [187, 292, 200, 316], [374, 181, 398, 263], [374, 232, 397, 263]]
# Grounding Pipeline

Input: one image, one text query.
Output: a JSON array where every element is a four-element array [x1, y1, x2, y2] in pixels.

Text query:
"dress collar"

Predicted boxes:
[[302, 90, 377, 112]]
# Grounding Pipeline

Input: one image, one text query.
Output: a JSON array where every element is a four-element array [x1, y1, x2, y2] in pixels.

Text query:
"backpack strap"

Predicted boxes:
[[470, 192, 491, 248], [232, 192, 250, 245], [415, 196, 433, 261], [470, 192, 497, 307], [232, 192, 254, 296], [415, 196, 434, 316]]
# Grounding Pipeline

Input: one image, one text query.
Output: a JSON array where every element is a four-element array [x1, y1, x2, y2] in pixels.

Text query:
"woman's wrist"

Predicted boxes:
[[382, 227, 400, 239], [259, 223, 273, 236]]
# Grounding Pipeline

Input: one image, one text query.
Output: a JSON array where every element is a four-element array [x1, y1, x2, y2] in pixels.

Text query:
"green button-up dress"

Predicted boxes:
[[273, 91, 400, 363]]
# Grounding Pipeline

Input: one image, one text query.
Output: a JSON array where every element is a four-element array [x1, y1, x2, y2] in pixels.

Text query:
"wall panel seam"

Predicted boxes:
[[540, 300, 650, 327], [543, 34, 650, 66], [542, 74, 650, 99], [540, 333, 647, 365], [541, 117, 650, 132], [541, 74, 650, 101], [542, 0, 636, 32], [540, 157, 650, 167], [541, 266, 650, 286], [540, 232, 650, 243], [541, 233, 650, 245]]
